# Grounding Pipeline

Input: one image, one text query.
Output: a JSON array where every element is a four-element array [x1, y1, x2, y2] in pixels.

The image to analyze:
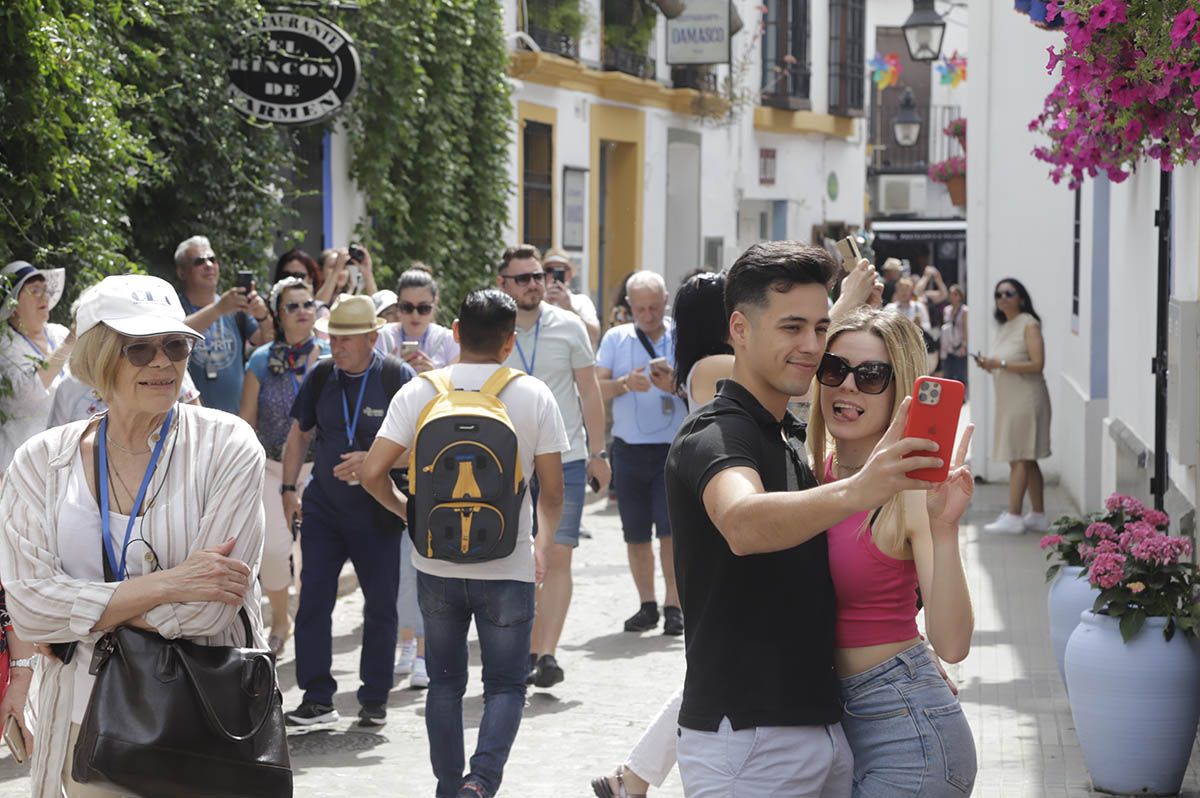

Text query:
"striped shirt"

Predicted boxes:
[[0, 404, 267, 797]]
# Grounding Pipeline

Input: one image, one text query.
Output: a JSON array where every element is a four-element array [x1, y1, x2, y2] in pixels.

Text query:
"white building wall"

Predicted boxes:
[[968, 1, 1073, 485]]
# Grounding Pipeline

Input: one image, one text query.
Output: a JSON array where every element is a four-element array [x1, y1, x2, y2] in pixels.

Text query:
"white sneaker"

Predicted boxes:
[[984, 512, 1026, 535], [1023, 512, 1050, 533], [394, 639, 417, 676], [409, 657, 430, 689]]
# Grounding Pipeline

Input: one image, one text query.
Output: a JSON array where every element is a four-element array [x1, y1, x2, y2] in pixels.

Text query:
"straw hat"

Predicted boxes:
[[315, 294, 385, 335], [881, 258, 903, 275]]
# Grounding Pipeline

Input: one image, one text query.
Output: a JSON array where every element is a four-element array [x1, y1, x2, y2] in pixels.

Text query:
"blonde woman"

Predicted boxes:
[[809, 307, 976, 797], [0, 275, 265, 796]]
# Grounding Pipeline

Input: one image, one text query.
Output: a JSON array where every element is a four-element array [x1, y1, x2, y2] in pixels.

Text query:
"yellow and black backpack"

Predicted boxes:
[[406, 367, 526, 562]]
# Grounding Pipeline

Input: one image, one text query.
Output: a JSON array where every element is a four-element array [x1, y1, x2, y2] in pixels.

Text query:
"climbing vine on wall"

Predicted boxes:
[[345, 0, 513, 318]]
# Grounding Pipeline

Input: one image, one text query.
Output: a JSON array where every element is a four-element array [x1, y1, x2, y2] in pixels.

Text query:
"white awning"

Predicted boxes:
[[870, 219, 966, 242]]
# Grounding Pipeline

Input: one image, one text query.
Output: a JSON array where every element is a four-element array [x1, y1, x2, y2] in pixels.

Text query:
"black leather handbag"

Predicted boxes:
[[71, 608, 293, 797]]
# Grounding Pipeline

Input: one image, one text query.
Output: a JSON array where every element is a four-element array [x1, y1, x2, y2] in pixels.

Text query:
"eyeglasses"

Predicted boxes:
[[399, 302, 434, 315], [122, 337, 194, 367], [21, 284, 49, 298], [282, 300, 316, 314], [994, 289, 1017, 300], [192, 255, 218, 267], [816, 352, 894, 395], [500, 272, 545, 286]]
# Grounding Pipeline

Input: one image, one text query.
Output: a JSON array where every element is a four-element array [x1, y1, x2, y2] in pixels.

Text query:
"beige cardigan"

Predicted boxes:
[[0, 405, 267, 797]]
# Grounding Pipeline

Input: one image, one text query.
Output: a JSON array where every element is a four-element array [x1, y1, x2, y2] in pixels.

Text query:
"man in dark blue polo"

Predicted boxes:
[[280, 294, 416, 728]]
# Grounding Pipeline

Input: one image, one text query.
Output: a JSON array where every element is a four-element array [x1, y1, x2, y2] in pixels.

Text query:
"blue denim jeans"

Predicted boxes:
[[418, 572, 535, 798], [839, 643, 976, 797]]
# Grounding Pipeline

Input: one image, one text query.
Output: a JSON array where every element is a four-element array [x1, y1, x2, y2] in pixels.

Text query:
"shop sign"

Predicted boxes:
[[666, 0, 731, 66], [228, 13, 360, 125]]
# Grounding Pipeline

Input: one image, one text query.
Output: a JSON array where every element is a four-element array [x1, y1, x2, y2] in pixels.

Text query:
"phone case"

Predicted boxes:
[[4, 715, 25, 764], [902, 377, 965, 482], [836, 237, 860, 266]]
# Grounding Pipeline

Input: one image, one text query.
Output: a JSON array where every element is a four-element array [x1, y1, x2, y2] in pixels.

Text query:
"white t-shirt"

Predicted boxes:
[[569, 292, 600, 329], [374, 322, 460, 368], [376, 363, 569, 582]]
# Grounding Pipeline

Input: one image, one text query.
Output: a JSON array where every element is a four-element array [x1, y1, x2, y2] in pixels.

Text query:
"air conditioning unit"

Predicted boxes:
[[875, 175, 927, 215]]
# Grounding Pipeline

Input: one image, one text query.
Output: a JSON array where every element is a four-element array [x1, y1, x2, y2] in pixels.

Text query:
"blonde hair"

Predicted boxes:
[[69, 324, 126, 402], [808, 307, 928, 554]]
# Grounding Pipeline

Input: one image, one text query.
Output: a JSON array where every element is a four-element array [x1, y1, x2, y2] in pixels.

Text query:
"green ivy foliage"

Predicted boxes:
[[0, 0, 305, 317], [345, 0, 513, 321]]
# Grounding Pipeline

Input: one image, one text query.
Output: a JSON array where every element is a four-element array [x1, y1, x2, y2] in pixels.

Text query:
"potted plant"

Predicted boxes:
[[1063, 496, 1200, 795], [1038, 515, 1100, 686], [944, 117, 966, 153], [928, 155, 966, 206]]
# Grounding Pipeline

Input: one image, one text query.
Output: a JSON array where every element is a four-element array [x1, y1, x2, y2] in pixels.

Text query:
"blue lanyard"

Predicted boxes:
[[98, 409, 174, 580], [341, 365, 371, 448], [513, 315, 542, 375], [16, 329, 55, 359]]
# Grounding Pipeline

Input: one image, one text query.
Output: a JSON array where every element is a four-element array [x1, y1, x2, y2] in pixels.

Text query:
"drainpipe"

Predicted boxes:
[[1151, 167, 1171, 511]]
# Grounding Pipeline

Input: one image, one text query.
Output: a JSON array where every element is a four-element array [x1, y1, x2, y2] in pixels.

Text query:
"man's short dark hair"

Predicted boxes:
[[498, 244, 541, 273], [457, 288, 517, 354], [724, 241, 837, 319]]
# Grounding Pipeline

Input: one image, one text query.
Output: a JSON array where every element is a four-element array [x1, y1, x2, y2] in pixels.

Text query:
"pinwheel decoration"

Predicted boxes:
[[936, 51, 967, 87], [869, 52, 902, 89]]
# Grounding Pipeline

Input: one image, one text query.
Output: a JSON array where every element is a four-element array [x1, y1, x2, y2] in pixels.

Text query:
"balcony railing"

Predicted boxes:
[[671, 66, 717, 93], [868, 101, 963, 175], [527, 23, 579, 60], [603, 45, 656, 79]]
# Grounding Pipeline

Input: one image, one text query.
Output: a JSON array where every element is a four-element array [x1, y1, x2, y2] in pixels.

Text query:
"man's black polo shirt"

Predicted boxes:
[[666, 378, 841, 731]]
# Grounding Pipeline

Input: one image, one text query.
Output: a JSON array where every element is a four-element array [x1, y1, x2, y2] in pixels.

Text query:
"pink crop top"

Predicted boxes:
[[824, 457, 920, 649]]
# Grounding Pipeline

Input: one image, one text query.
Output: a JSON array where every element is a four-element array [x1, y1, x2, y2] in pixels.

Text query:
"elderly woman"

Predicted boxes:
[[0, 274, 266, 796], [240, 277, 328, 655], [0, 261, 73, 477]]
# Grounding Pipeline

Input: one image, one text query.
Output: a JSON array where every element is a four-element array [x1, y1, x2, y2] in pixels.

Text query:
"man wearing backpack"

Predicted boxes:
[[279, 294, 416, 729], [361, 288, 568, 798]]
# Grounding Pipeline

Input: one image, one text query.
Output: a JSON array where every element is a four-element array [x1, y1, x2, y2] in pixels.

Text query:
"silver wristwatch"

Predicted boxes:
[[10, 656, 37, 670]]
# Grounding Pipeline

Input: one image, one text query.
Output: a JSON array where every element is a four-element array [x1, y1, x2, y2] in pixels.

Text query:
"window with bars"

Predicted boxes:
[[760, 0, 811, 110], [828, 0, 865, 115], [523, 121, 554, 254]]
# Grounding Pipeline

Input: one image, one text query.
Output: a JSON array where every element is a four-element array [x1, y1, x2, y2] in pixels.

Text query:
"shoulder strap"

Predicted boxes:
[[420, 369, 453, 396], [479, 366, 522, 398], [634, 326, 658, 359], [379, 355, 408, 397], [307, 357, 336, 399]]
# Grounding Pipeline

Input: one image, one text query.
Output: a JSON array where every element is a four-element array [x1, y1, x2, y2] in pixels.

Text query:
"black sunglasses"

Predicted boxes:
[[994, 289, 1018, 300], [282, 300, 316, 314], [816, 352, 894, 395], [191, 255, 218, 267], [122, 337, 194, 367], [501, 271, 545, 286], [399, 302, 434, 315], [282, 271, 308, 281]]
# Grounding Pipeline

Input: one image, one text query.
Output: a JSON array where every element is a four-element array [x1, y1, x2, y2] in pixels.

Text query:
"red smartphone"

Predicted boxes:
[[902, 376, 965, 482]]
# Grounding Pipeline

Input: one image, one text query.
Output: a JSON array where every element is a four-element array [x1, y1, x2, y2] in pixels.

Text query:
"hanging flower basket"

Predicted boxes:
[[929, 155, 966, 206], [1031, 1, 1200, 188]]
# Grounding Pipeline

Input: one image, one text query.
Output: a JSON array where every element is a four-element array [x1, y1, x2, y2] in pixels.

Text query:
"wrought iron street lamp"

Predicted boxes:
[[903, 0, 946, 62], [892, 88, 922, 147]]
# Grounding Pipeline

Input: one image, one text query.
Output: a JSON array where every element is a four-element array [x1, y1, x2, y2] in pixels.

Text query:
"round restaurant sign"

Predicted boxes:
[[228, 13, 360, 126]]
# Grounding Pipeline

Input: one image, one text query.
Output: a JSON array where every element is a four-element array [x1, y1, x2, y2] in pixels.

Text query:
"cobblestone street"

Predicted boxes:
[[3, 484, 1199, 796]]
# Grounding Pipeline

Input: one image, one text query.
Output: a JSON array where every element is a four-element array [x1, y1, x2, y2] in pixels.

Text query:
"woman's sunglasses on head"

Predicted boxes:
[[122, 337, 194, 367], [816, 352, 894, 395]]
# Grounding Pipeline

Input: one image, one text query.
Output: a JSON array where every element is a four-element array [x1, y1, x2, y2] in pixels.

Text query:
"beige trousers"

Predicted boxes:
[[64, 724, 130, 797]]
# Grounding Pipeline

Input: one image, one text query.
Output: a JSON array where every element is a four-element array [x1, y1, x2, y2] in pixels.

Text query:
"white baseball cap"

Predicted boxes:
[[75, 275, 202, 340], [372, 289, 399, 315]]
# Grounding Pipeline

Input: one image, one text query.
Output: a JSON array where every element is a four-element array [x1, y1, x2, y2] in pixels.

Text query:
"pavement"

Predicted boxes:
[[3, 483, 1200, 796]]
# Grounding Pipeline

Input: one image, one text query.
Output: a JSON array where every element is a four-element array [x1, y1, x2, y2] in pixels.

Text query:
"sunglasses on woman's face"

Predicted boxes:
[[399, 302, 434, 315], [816, 352, 894, 395], [283, 300, 316, 313], [122, 337, 194, 367], [994, 289, 1017, 300], [283, 271, 308, 281]]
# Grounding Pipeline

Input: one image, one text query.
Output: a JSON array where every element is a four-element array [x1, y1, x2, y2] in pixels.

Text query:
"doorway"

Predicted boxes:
[[590, 105, 645, 323]]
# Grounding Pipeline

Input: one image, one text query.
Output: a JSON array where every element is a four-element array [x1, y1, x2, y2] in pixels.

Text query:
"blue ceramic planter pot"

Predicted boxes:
[[1066, 611, 1200, 795], [1046, 566, 1098, 688]]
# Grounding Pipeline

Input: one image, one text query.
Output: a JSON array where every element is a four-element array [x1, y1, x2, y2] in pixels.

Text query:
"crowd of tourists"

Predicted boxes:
[[0, 236, 1052, 797]]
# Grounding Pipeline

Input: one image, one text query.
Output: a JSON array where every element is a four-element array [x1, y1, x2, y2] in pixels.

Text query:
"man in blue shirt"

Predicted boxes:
[[279, 295, 416, 728], [177, 234, 273, 412], [596, 270, 687, 636]]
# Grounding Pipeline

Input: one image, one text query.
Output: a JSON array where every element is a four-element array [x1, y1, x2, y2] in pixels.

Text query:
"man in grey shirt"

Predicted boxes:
[[497, 244, 611, 689]]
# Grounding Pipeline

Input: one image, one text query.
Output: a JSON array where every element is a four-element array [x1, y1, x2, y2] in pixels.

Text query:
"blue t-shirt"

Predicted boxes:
[[596, 320, 686, 445], [182, 299, 258, 414], [290, 352, 415, 512], [246, 338, 331, 460]]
